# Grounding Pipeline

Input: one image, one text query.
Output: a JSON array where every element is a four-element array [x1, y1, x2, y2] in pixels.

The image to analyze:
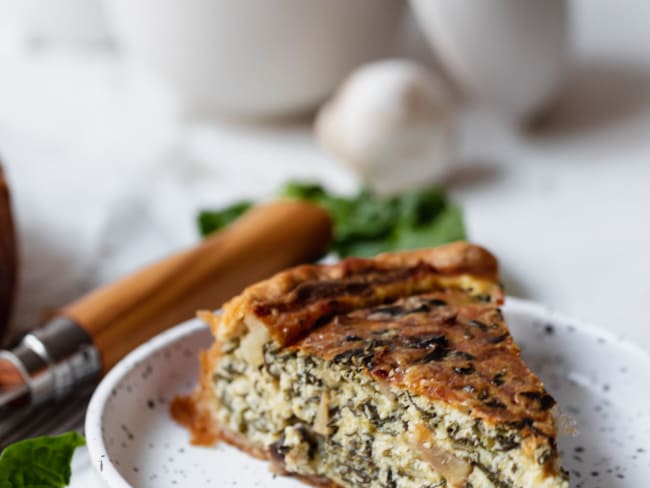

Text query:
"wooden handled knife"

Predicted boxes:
[[0, 200, 331, 416]]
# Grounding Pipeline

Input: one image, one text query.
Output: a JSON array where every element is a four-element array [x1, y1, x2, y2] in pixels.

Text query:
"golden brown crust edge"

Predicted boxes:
[[375, 241, 498, 278], [215, 242, 502, 346], [239, 241, 499, 306]]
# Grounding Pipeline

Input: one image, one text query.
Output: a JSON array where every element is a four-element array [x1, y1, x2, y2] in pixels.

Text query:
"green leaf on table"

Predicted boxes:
[[199, 181, 467, 258], [198, 201, 253, 237], [278, 181, 328, 201], [279, 182, 400, 255], [392, 204, 466, 250], [332, 190, 398, 243], [394, 185, 447, 228], [0, 432, 86, 488]]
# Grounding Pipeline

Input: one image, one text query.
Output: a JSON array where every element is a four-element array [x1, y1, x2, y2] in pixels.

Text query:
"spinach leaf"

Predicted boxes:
[[392, 204, 466, 250], [279, 181, 328, 201], [280, 182, 399, 251], [198, 201, 253, 236], [0, 432, 85, 487], [199, 181, 466, 258], [394, 186, 447, 228]]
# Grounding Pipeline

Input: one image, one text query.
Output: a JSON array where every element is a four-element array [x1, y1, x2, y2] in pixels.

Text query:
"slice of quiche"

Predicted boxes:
[[172, 242, 568, 488]]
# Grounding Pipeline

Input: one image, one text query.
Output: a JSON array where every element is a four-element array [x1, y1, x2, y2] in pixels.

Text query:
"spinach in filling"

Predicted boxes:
[[212, 342, 532, 488]]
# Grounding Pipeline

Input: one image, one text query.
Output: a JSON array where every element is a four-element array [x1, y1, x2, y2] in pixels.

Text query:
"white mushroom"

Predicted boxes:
[[315, 59, 456, 196]]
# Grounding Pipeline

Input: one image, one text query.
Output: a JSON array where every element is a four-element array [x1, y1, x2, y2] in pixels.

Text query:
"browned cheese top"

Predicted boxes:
[[295, 289, 556, 438], [216, 242, 556, 440]]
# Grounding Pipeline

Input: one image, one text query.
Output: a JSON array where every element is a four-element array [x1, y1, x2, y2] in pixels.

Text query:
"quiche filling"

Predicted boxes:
[[173, 243, 569, 488], [211, 318, 564, 488]]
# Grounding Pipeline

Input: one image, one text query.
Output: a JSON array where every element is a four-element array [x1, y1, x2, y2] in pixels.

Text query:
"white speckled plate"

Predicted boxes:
[[86, 298, 650, 488]]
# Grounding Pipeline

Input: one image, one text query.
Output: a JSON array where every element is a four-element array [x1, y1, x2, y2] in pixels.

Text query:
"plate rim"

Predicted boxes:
[[85, 316, 208, 488], [85, 297, 650, 487]]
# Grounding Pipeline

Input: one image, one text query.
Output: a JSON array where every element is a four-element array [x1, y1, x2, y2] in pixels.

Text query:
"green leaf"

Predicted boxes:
[[198, 201, 253, 237], [198, 180, 467, 258], [278, 181, 327, 201], [0, 432, 86, 488], [394, 186, 446, 228], [392, 204, 466, 250], [333, 190, 398, 242]]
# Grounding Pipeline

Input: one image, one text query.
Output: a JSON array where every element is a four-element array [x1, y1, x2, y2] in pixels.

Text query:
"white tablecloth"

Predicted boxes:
[[1, 0, 649, 485]]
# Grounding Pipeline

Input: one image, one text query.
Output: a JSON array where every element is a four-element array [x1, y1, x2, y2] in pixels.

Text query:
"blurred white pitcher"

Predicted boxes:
[[104, 0, 404, 120]]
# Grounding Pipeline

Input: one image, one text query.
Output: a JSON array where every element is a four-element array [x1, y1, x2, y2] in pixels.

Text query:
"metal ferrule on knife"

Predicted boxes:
[[0, 318, 100, 411]]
